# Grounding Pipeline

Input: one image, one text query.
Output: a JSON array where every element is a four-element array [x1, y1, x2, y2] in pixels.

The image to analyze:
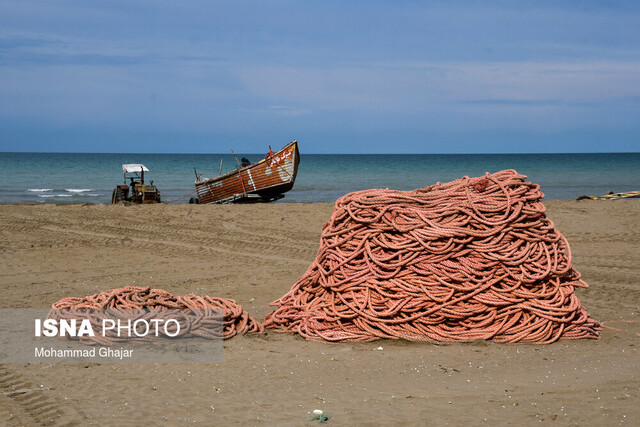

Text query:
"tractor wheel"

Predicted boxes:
[[189, 197, 199, 204], [112, 187, 125, 204]]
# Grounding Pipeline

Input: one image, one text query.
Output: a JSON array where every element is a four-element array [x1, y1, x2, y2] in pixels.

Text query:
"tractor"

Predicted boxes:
[[112, 164, 161, 204]]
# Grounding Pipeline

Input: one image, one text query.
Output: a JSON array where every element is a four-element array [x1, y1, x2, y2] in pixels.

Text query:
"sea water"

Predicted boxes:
[[0, 152, 638, 204]]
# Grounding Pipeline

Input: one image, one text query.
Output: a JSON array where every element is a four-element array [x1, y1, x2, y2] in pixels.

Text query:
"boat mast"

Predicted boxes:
[[230, 149, 241, 167]]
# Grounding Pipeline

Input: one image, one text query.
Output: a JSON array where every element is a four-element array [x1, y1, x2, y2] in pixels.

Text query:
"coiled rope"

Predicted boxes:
[[264, 170, 601, 343], [49, 286, 263, 344]]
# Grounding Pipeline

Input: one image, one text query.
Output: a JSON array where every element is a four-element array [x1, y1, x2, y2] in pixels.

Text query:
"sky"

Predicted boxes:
[[1, 0, 639, 153]]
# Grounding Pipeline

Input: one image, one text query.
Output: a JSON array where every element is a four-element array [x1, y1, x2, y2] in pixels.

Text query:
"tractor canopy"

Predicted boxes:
[[122, 164, 149, 173], [122, 164, 150, 184]]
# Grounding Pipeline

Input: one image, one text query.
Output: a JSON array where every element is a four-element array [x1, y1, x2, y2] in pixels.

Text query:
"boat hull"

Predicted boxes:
[[195, 141, 300, 204]]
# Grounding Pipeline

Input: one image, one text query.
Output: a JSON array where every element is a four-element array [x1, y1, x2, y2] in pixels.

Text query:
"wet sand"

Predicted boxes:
[[0, 200, 638, 425]]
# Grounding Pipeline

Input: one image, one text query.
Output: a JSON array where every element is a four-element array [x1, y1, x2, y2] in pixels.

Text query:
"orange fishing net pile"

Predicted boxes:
[[49, 286, 263, 343], [264, 170, 601, 343]]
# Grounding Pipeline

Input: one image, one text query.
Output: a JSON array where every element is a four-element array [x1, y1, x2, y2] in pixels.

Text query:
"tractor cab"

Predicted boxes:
[[112, 164, 161, 204]]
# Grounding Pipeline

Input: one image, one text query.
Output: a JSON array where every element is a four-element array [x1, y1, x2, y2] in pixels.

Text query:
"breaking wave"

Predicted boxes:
[[64, 189, 93, 193]]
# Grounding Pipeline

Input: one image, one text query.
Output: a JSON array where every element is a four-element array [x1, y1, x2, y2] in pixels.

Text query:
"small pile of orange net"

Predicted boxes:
[[264, 170, 601, 343], [49, 286, 263, 343]]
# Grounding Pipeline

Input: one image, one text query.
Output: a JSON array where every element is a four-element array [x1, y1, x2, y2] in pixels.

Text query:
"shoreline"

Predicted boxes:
[[1, 195, 639, 205]]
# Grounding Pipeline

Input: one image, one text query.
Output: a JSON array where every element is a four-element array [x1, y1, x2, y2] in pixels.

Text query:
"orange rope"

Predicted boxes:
[[237, 169, 248, 197], [49, 286, 263, 344], [600, 320, 640, 338], [163, 188, 198, 204], [263, 170, 601, 343]]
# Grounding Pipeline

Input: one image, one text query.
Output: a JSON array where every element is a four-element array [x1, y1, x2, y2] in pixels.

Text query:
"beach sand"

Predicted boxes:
[[0, 200, 638, 425]]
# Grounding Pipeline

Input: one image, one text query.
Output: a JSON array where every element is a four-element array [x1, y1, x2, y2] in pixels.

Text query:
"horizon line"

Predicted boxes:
[[2, 150, 640, 156]]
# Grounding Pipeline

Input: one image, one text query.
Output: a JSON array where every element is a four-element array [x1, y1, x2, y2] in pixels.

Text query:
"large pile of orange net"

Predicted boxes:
[[264, 170, 601, 343], [49, 286, 263, 343]]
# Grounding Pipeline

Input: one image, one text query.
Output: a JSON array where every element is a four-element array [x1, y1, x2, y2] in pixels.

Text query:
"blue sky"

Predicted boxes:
[[1, 1, 639, 153]]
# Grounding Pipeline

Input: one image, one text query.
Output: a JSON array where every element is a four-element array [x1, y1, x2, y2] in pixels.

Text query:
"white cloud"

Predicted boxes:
[[237, 61, 640, 112]]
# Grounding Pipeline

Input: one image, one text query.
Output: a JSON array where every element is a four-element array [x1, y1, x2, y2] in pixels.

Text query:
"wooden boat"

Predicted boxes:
[[193, 140, 300, 204]]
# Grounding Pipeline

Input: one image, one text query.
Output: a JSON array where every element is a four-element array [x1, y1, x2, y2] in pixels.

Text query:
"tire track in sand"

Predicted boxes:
[[0, 367, 85, 425], [41, 225, 311, 266]]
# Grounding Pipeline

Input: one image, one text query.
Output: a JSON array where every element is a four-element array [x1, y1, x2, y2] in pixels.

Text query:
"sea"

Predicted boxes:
[[0, 152, 638, 204]]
